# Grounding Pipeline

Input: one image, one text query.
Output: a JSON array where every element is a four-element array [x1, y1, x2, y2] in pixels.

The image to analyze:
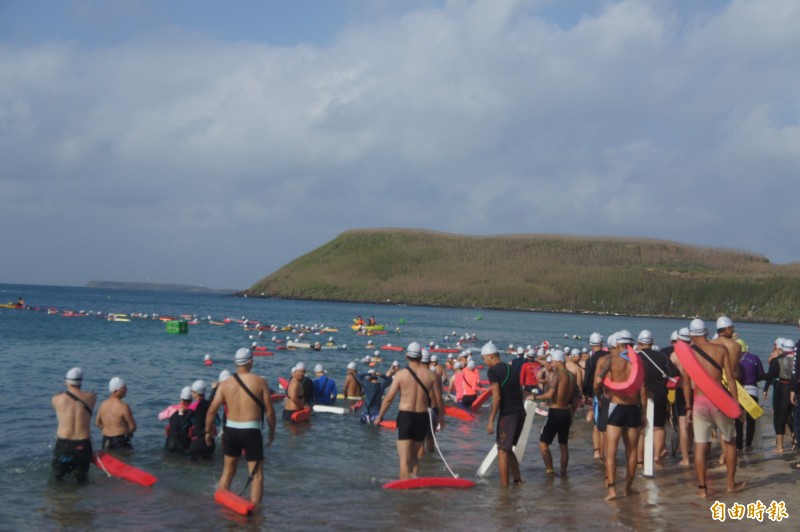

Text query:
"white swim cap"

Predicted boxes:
[[203, 354, 211, 361], [251, 341, 258, 347], [65, 367, 83, 385], [373, 350, 380, 357], [607, 333, 619, 348], [430, 354, 438, 362], [347, 362, 357, 370], [689, 319, 707, 337], [551, 349, 566, 363], [191, 379, 206, 395], [481, 342, 499, 356], [589, 332, 603, 346], [781, 338, 796, 353], [677, 327, 691, 342], [108, 377, 125, 393], [617, 330, 634, 345], [570, 348, 580, 357], [392, 360, 399, 367], [218, 370, 232, 382], [454, 361, 463, 369], [421, 349, 431, 363], [516, 347, 524, 355], [716, 316, 733, 330], [467, 360, 476, 369], [180, 386, 192, 401], [670, 330, 678, 342], [637, 330, 654, 344], [406, 342, 422, 359], [235, 347, 253, 366]]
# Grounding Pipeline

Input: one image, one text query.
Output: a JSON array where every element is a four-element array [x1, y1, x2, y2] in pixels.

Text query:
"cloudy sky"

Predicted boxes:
[[1, 0, 798, 289]]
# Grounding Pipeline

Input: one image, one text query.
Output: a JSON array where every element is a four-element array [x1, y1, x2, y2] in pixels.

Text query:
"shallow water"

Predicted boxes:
[[1, 283, 798, 530]]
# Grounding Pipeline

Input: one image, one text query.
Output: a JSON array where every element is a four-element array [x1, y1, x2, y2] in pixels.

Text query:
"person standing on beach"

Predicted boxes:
[[684, 319, 745, 497], [763, 338, 796, 453], [95, 377, 136, 451], [51, 368, 96, 483], [635, 330, 670, 467], [583, 332, 610, 461], [595, 331, 645, 501], [482, 341, 525, 486], [374, 342, 445, 480], [205, 347, 276, 505], [714, 316, 744, 455], [534, 349, 574, 478]]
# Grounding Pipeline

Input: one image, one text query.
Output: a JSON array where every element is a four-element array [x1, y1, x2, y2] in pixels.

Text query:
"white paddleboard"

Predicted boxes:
[[477, 399, 537, 477], [643, 397, 654, 478], [312, 405, 348, 415]]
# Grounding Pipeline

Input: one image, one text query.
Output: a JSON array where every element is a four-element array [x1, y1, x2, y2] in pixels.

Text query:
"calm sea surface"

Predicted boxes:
[[1, 283, 798, 531]]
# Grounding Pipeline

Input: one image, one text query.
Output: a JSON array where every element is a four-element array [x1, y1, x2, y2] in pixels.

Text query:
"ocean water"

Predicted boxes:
[[1, 283, 798, 531]]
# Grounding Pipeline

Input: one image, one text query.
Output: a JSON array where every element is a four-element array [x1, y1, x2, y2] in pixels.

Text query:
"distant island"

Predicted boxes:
[[241, 228, 800, 324], [87, 280, 239, 295]]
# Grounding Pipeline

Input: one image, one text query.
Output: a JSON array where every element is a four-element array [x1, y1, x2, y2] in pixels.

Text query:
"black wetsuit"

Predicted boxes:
[[764, 355, 795, 437]]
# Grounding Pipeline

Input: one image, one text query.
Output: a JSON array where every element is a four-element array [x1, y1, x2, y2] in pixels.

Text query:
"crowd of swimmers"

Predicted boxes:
[[51, 315, 800, 506]]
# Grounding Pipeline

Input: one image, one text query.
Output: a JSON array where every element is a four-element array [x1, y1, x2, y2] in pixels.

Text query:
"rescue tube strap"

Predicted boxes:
[[65, 391, 92, 415]]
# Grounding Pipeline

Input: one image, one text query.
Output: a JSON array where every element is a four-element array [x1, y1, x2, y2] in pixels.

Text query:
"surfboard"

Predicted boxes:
[[214, 489, 254, 516], [383, 477, 475, 490], [673, 342, 740, 419], [603, 346, 645, 395], [92, 452, 157, 487], [471, 388, 492, 411], [444, 406, 475, 421], [312, 405, 348, 415], [477, 399, 536, 476], [643, 397, 654, 478]]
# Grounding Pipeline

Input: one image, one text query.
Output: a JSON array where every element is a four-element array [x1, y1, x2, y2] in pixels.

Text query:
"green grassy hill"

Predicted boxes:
[[243, 229, 800, 323]]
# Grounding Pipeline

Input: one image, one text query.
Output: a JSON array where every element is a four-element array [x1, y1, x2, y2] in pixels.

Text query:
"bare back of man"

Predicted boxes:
[[712, 335, 742, 382], [343, 373, 363, 398], [96, 395, 135, 440], [53, 388, 96, 441]]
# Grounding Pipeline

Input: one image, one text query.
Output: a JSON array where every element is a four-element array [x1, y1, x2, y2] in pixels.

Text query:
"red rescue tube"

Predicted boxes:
[[291, 406, 312, 424], [252, 351, 273, 356], [215, 489, 255, 516], [383, 477, 476, 489], [603, 346, 645, 396], [378, 420, 397, 429], [444, 406, 475, 421], [471, 388, 492, 411], [278, 377, 289, 390], [381, 345, 403, 351], [92, 451, 157, 487]]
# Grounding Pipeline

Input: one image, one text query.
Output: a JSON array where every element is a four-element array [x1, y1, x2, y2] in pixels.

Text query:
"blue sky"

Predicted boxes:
[[1, 0, 798, 289]]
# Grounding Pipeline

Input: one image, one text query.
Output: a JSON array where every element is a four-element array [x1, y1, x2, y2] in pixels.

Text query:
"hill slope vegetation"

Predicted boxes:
[[244, 229, 800, 323]]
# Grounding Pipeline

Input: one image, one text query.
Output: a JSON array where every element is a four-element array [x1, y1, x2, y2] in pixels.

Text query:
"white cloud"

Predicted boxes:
[[0, 0, 798, 287]]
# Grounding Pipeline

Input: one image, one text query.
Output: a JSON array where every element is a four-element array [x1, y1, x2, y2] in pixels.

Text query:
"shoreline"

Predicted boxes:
[[235, 292, 800, 326]]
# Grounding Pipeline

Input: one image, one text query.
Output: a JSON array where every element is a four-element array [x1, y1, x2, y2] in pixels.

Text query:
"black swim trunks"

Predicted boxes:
[[461, 395, 477, 409], [102, 434, 132, 451], [397, 410, 430, 442], [222, 426, 263, 461], [497, 411, 526, 451], [652, 388, 668, 428], [607, 403, 642, 429], [539, 407, 572, 445], [52, 438, 93, 483]]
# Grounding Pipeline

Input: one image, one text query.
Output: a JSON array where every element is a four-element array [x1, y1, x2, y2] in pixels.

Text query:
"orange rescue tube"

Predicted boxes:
[[215, 489, 255, 516]]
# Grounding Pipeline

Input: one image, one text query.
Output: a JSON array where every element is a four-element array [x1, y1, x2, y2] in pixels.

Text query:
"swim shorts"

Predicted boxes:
[[539, 407, 572, 445], [222, 427, 264, 461], [497, 411, 526, 451], [652, 388, 668, 428], [607, 403, 642, 429], [52, 438, 93, 482], [693, 394, 735, 443], [102, 434, 132, 451], [594, 396, 609, 432], [461, 395, 477, 409], [397, 410, 430, 442]]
